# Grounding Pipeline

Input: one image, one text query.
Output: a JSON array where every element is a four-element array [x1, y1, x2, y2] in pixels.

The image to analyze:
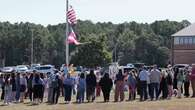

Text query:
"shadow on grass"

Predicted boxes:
[[0, 104, 8, 106]]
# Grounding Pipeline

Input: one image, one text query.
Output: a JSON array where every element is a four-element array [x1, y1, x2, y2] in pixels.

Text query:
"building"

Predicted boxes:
[[171, 23, 195, 65]]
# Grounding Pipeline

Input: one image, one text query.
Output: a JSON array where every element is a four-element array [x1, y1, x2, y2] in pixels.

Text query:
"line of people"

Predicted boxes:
[[0, 64, 195, 105]]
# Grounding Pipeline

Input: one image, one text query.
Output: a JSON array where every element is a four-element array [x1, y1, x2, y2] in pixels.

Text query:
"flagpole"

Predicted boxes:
[[66, 0, 69, 70]]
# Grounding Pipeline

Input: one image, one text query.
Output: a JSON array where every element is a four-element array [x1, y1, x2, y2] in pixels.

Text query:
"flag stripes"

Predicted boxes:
[[67, 6, 77, 25]]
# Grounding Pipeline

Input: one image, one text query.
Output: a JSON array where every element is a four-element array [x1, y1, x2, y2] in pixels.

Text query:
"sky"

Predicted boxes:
[[0, 0, 194, 26]]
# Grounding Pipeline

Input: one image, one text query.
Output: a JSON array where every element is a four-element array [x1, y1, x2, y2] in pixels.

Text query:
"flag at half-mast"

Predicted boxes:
[[67, 6, 80, 45]]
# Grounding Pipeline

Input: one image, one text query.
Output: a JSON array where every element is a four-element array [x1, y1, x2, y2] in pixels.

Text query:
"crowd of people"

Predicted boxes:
[[0, 64, 195, 106]]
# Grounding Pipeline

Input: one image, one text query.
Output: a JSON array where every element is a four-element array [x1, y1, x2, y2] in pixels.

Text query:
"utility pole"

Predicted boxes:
[[31, 29, 34, 65]]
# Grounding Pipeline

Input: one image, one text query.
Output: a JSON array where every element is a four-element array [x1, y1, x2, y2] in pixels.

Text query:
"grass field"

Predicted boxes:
[[1, 91, 195, 110]]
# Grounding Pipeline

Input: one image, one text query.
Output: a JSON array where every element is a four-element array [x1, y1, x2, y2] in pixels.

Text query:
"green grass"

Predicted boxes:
[[1, 92, 195, 110]]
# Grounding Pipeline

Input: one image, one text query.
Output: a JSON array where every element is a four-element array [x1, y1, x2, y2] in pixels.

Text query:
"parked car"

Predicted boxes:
[[133, 63, 145, 69], [126, 63, 135, 68], [173, 64, 189, 69], [1, 66, 15, 73], [16, 65, 29, 73], [35, 65, 55, 74], [31, 64, 41, 69], [119, 66, 135, 74]]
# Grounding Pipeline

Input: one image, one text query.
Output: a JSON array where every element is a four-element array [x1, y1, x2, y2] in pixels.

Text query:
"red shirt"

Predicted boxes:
[[190, 68, 195, 80]]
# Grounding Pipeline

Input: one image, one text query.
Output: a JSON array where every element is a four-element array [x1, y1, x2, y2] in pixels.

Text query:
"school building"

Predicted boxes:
[[171, 23, 195, 65]]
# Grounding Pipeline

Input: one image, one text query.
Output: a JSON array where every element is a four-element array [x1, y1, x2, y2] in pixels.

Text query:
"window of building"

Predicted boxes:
[[174, 37, 179, 44], [184, 37, 189, 44], [193, 37, 195, 44], [189, 37, 193, 44], [179, 37, 184, 44]]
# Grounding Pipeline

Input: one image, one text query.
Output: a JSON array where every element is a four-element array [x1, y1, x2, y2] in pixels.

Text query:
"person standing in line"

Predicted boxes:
[[27, 73, 34, 102], [99, 73, 113, 102], [86, 70, 97, 102], [63, 73, 75, 104], [0, 74, 4, 101], [40, 73, 46, 103], [20, 73, 27, 103], [184, 67, 190, 97], [139, 66, 149, 101], [96, 72, 101, 97], [52, 74, 62, 104], [149, 65, 161, 101], [173, 67, 179, 90], [11, 73, 16, 102], [158, 70, 168, 99], [76, 73, 86, 103], [32, 73, 44, 105], [166, 65, 174, 99], [15, 73, 20, 103], [47, 72, 54, 103], [190, 64, 195, 98], [114, 69, 125, 102], [127, 71, 137, 101], [177, 68, 185, 98], [4, 74, 12, 105]]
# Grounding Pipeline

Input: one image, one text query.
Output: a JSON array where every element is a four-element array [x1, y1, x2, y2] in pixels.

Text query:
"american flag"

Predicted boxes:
[[68, 27, 80, 45], [67, 6, 77, 25]]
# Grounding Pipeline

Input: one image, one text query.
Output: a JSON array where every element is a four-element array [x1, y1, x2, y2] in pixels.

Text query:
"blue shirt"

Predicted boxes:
[[77, 78, 86, 90], [139, 70, 149, 81], [64, 77, 75, 86]]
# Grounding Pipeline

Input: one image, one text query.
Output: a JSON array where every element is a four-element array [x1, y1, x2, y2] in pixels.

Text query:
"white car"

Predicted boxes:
[[1, 67, 15, 73], [31, 64, 41, 69], [35, 65, 55, 74], [16, 65, 28, 73]]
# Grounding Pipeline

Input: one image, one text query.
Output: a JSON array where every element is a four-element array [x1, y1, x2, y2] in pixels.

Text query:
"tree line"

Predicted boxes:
[[0, 20, 191, 68]]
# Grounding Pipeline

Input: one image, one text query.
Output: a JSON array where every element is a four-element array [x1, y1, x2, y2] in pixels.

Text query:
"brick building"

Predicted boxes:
[[171, 23, 195, 65]]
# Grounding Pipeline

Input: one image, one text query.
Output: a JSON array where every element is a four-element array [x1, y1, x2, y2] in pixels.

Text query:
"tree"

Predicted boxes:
[[71, 34, 112, 68]]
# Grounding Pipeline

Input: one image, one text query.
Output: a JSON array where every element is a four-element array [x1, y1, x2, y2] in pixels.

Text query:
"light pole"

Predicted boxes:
[[31, 29, 34, 65]]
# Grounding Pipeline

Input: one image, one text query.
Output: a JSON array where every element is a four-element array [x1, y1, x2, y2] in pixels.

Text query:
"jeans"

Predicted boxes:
[[76, 88, 85, 103], [48, 87, 54, 103], [184, 81, 190, 97], [52, 87, 60, 104], [64, 85, 72, 101], [15, 86, 20, 101], [140, 81, 147, 101], [150, 83, 160, 100]]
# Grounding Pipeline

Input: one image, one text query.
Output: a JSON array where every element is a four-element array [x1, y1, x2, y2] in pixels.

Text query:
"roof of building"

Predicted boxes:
[[172, 23, 195, 37]]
